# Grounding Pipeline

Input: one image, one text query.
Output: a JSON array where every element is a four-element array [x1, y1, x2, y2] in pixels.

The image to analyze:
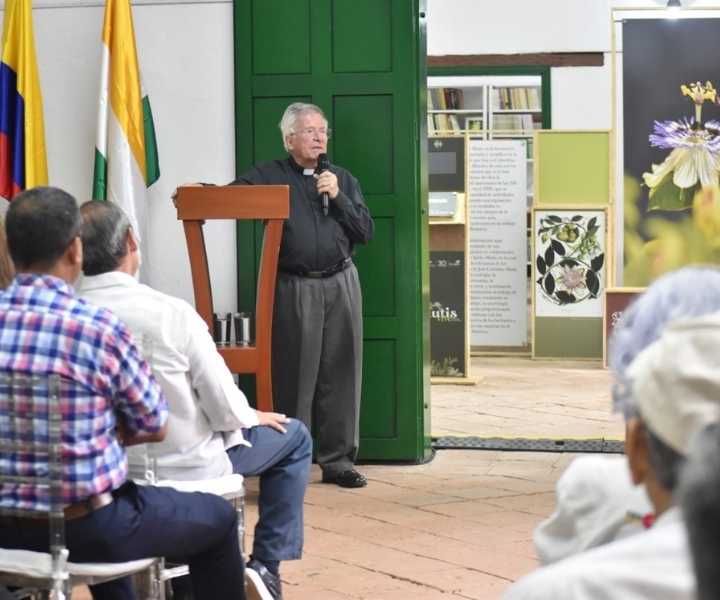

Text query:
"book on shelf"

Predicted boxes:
[[467, 117, 483, 132], [492, 113, 539, 131], [492, 86, 541, 110], [429, 87, 465, 111]]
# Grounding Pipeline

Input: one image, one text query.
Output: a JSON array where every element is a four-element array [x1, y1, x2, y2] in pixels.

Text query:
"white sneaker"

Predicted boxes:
[[245, 567, 275, 600]]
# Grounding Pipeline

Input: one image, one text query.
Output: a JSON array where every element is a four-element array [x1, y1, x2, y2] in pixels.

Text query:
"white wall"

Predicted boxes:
[[427, 0, 711, 55], [22, 0, 236, 310], [427, 0, 719, 130]]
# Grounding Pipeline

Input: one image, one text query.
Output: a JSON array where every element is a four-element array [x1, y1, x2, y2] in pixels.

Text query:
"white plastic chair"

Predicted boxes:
[[0, 373, 157, 600], [131, 335, 246, 600], [130, 450, 246, 599]]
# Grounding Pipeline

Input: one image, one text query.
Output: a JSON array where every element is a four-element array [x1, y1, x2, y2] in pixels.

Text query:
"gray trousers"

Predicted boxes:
[[272, 264, 363, 475]]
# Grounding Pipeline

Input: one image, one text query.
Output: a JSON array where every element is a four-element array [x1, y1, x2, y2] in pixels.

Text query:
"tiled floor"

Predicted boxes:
[[266, 452, 575, 600], [73, 356, 622, 599], [433, 356, 622, 440]]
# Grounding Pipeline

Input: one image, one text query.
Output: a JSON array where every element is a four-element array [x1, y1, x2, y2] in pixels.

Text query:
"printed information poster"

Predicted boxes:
[[430, 251, 466, 377], [468, 139, 528, 346]]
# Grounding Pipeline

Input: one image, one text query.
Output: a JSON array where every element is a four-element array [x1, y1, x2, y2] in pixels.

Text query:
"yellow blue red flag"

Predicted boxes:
[[0, 0, 47, 200]]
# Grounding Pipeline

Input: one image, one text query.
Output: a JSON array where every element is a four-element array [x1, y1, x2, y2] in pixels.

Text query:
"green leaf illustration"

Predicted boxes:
[[544, 273, 555, 295], [586, 269, 600, 297], [536, 255, 547, 275], [556, 291, 576, 304], [545, 245, 555, 267]]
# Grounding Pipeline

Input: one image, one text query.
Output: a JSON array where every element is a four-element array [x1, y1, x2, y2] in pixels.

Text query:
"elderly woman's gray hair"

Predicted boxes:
[[279, 102, 327, 151], [609, 267, 720, 492], [609, 265, 720, 417]]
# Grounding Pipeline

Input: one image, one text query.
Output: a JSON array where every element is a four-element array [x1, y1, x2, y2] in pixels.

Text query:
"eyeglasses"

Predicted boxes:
[[292, 127, 332, 139]]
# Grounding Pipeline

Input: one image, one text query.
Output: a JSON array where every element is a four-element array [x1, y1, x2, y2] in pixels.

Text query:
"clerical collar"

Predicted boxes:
[[288, 156, 316, 176]]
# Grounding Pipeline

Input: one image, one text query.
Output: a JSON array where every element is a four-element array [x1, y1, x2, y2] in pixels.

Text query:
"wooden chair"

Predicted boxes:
[[174, 185, 289, 412]]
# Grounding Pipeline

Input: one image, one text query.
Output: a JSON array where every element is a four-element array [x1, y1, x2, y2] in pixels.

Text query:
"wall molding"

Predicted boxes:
[[428, 53, 604, 68]]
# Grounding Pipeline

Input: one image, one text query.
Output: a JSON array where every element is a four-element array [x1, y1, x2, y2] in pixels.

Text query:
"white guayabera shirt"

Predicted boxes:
[[533, 454, 653, 564], [80, 271, 259, 480], [503, 507, 695, 600]]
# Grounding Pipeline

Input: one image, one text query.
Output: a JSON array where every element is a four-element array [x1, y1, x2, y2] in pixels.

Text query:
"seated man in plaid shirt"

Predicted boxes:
[[0, 187, 245, 600]]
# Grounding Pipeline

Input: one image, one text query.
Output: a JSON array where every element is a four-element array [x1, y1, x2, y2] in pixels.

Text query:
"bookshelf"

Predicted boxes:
[[427, 75, 545, 138]]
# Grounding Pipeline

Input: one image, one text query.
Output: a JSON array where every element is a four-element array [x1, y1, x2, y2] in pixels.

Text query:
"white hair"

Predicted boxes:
[[279, 102, 327, 151], [609, 265, 720, 417]]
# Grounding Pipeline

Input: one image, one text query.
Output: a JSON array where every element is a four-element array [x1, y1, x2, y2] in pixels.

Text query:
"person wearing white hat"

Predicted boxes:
[[533, 266, 720, 565], [504, 311, 720, 600]]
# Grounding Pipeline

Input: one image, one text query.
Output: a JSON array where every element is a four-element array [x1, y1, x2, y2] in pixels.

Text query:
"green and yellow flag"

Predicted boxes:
[[92, 0, 159, 245]]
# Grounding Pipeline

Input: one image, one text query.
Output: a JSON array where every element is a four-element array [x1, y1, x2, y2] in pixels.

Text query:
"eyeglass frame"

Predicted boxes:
[[290, 127, 333, 139]]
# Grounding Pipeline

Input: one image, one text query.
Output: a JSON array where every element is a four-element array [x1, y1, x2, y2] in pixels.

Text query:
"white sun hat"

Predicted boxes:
[[627, 313, 720, 455]]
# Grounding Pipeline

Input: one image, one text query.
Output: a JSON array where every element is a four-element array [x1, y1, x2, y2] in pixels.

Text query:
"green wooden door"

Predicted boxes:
[[233, 0, 430, 461]]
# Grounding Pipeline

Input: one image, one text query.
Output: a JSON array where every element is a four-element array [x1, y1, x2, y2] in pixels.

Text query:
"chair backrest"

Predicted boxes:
[[174, 185, 290, 412], [126, 335, 159, 484], [0, 372, 69, 597]]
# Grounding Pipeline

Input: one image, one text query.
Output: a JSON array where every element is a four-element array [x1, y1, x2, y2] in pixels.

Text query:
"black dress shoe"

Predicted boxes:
[[322, 468, 368, 488]]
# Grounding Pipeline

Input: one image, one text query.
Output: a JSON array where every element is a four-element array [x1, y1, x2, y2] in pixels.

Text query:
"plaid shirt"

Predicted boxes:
[[0, 274, 168, 511]]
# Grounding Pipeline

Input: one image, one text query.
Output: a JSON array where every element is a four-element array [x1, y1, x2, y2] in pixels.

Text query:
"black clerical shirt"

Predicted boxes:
[[233, 157, 374, 273]]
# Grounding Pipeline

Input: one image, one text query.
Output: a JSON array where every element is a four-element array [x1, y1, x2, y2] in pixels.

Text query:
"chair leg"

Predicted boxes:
[[133, 562, 164, 600], [233, 497, 245, 557]]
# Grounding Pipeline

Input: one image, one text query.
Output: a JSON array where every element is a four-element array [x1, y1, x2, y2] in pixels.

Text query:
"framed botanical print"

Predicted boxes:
[[533, 207, 608, 319]]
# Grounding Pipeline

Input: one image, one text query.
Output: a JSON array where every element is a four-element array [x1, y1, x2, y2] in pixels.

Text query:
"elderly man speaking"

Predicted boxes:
[[233, 102, 374, 488]]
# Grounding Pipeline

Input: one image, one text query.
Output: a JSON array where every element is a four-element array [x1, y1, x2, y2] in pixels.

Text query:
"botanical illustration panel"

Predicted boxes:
[[621, 17, 720, 286], [534, 209, 606, 318]]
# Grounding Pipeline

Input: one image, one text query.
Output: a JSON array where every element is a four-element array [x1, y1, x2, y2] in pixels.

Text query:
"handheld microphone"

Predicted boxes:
[[316, 153, 330, 216]]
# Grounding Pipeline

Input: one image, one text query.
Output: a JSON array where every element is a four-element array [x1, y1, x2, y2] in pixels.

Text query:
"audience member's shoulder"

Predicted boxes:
[[70, 295, 135, 346], [161, 290, 200, 317], [137, 283, 203, 323]]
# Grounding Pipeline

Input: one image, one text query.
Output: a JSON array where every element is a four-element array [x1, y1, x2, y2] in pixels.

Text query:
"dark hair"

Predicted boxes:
[[79, 201, 131, 276], [5, 187, 82, 270], [679, 424, 720, 600]]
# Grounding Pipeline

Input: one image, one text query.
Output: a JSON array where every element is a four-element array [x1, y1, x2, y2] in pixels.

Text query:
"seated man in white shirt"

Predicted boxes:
[[503, 312, 720, 600], [534, 266, 720, 564], [79, 200, 311, 600]]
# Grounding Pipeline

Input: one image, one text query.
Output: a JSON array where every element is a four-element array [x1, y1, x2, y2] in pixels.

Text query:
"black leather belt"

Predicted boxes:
[[281, 257, 352, 279]]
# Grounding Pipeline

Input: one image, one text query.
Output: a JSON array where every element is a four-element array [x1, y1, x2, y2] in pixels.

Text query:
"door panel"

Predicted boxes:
[[251, 0, 311, 75], [234, 0, 430, 461], [331, 0, 392, 73], [333, 95, 394, 195]]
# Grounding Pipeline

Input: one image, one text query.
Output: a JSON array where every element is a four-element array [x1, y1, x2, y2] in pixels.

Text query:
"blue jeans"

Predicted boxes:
[[227, 419, 312, 563], [0, 481, 244, 600]]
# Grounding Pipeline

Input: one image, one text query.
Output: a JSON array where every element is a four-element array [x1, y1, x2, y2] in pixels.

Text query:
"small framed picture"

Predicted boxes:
[[465, 117, 484, 132], [532, 206, 608, 318]]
